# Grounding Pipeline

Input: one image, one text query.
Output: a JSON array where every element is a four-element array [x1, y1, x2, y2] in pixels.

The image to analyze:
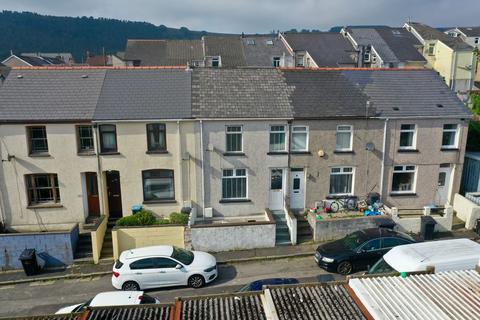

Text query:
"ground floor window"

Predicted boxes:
[[329, 167, 354, 195], [222, 169, 247, 199], [26, 174, 60, 205], [391, 165, 416, 193], [142, 169, 175, 201]]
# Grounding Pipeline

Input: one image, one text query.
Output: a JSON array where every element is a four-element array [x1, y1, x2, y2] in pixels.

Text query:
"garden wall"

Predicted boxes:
[[454, 193, 480, 229], [91, 215, 108, 264]]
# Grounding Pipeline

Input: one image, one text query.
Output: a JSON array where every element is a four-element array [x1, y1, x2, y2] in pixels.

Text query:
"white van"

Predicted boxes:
[[368, 238, 480, 274]]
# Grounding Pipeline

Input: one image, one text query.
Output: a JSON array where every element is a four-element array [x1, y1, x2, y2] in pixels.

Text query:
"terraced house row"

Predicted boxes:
[[0, 66, 471, 233]]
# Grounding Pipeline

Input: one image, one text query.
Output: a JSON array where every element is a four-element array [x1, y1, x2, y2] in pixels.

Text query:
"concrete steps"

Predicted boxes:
[[272, 210, 291, 246], [100, 218, 118, 260], [296, 214, 313, 244], [74, 233, 93, 261], [452, 214, 466, 231]]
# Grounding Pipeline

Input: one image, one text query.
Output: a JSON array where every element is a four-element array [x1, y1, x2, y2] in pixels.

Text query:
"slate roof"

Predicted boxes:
[[282, 32, 357, 67], [11, 55, 66, 66], [457, 26, 480, 37], [347, 27, 425, 63], [203, 36, 247, 67], [0, 69, 106, 122], [407, 22, 472, 50], [86, 305, 172, 320], [349, 270, 480, 320], [94, 68, 191, 120], [241, 35, 293, 66], [267, 284, 366, 320], [179, 293, 266, 320], [191, 68, 293, 118]]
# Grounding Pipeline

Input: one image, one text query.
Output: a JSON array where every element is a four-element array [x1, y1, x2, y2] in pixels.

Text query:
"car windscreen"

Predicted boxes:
[[368, 258, 395, 274], [341, 231, 368, 250], [73, 299, 93, 313], [171, 246, 194, 265]]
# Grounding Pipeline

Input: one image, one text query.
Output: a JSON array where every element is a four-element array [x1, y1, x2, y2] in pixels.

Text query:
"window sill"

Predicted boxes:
[[219, 199, 252, 204], [267, 151, 288, 155], [397, 149, 419, 153], [142, 199, 177, 204], [333, 150, 354, 154], [326, 194, 356, 199], [440, 147, 459, 151], [77, 151, 96, 156], [223, 152, 245, 156], [28, 153, 51, 157], [99, 152, 120, 156], [389, 192, 417, 197], [146, 150, 169, 154], [290, 151, 311, 155], [27, 203, 63, 209]]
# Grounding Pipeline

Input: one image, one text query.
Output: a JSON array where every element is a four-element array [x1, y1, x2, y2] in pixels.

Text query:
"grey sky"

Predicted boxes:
[[1, 0, 479, 33]]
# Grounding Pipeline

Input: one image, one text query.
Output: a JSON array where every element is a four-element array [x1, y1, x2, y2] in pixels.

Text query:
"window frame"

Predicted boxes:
[[427, 43, 435, 55], [399, 124, 417, 150], [329, 166, 355, 196], [27, 126, 49, 155], [272, 57, 281, 67], [391, 165, 417, 194], [441, 124, 459, 149], [146, 123, 167, 152], [221, 168, 248, 200], [225, 125, 243, 153], [269, 125, 287, 152], [335, 125, 353, 152], [76, 125, 95, 154], [142, 169, 175, 202], [291, 125, 309, 152], [25, 173, 61, 206], [98, 124, 118, 154], [211, 56, 220, 67]]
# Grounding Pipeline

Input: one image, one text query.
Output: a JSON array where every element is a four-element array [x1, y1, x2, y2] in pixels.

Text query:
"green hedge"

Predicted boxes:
[[115, 210, 189, 227]]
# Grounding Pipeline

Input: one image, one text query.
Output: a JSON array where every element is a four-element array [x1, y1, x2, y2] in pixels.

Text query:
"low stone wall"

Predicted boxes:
[[112, 225, 185, 260], [391, 206, 454, 233], [0, 224, 79, 270], [454, 193, 480, 229], [191, 222, 276, 252], [307, 214, 394, 242], [91, 215, 108, 264]]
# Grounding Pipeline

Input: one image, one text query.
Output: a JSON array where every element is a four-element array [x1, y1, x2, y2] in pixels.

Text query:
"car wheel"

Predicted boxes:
[[337, 261, 353, 275], [122, 281, 140, 291], [188, 275, 205, 288]]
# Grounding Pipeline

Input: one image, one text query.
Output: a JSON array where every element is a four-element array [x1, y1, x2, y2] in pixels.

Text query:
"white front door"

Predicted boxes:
[[290, 169, 305, 209], [437, 166, 452, 205], [269, 169, 284, 211]]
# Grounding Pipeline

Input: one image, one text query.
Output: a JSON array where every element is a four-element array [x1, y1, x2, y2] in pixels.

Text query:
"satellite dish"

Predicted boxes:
[[366, 142, 375, 151]]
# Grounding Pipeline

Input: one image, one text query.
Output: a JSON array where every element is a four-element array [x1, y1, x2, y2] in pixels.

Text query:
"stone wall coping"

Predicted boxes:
[[1, 223, 79, 237]]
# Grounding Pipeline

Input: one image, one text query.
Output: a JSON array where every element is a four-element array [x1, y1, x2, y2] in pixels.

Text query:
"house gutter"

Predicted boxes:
[[379, 118, 389, 202], [200, 120, 205, 218]]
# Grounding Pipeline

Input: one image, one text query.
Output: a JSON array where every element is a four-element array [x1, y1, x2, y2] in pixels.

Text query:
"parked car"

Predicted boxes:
[[368, 238, 480, 275], [55, 291, 159, 314], [237, 278, 299, 292], [112, 245, 217, 290], [314, 228, 415, 275]]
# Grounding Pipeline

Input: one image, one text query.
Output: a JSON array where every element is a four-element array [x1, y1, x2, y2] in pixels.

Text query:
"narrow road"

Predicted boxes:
[[0, 256, 342, 317]]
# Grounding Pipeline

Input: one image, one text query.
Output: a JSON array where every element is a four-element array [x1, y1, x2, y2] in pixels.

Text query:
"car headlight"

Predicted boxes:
[[204, 265, 216, 272], [321, 257, 334, 263]]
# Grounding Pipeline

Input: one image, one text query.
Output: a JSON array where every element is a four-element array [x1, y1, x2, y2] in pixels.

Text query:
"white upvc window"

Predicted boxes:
[[474, 37, 479, 45], [336, 125, 353, 151], [222, 169, 247, 200], [391, 165, 417, 194], [329, 167, 354, 196], [427, 43, 435, 55], [399, 124, 416, 150], [273, 57, 281, 67], [291, 126, 309, 152], [269, 125, 286, 152], [442, 124, 459, 149], [225, 125, 243, 153]]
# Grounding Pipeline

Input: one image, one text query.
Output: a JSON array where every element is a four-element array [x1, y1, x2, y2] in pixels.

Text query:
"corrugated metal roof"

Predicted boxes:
[[268, 283, 366, 320], [349, 270, 480, 320], [7, 314, 81, 320], [86, 305, 172, 320]]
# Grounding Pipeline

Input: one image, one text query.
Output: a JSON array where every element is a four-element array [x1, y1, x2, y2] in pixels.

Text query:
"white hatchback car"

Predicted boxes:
[[55, 291, 159, 314], [112, 245, 217, 290]]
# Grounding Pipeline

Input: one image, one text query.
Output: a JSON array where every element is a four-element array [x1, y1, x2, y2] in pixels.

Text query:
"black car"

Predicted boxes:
[[314, 228, 415, 275], [237, 278, 299, 292]]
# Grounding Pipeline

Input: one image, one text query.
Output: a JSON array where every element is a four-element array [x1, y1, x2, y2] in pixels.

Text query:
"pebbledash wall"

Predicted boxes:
[[0, 224, 79, 270]]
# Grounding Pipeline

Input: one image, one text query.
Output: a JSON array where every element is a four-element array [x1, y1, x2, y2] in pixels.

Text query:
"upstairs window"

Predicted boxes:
[[427, 43, 435, 55], [146, 123, 167, 152], [296, 55, 304, 67], [329, 167, 354, 195], [211, 56, 220, 67], [27, 126, 48, 155], [265, 39, 274, 46], [222, 169, 247, 200], [246, 39, 255, 45], [291, 126, 308, 152], [226, 126, 243, 153], [336, 125, 353, 151], [273, 57, 281, 67], [77, 125, 94, 154], [142, 169, 175, 202], [270, 125, 286, 152], [475, 37, 479, 45], [392, 165, 416, 193], [399, 124, 416, 150], [26, 173, 60, 205], [442, 124, 458, 149], [99, 124, 117, 153]]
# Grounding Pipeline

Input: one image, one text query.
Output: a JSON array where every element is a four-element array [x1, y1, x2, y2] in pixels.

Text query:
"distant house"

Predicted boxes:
[[1, 53, 69, 67], [445, 27, 480, 48], [240, 35, 294, 67], [341, 26, 426, 68], [85, 54, 108, 66], [279, 32, 358, 67], [0, 62, 9, 83], [404, 22, 476, 94], [109, 52, 127, 67]]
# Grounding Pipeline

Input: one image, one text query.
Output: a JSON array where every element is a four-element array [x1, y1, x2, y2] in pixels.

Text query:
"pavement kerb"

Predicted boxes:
[[0, 252, 313, 286]]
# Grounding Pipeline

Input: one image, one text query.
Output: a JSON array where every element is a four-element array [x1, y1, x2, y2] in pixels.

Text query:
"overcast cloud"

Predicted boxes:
[[1, 0, 479, 33]]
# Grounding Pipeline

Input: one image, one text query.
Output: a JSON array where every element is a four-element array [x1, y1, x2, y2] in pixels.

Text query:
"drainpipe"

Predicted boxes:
[[379, 118, 389, 202], [286, 120, 292, 210], [199, 120, 205, 218], [177, 121, 184, 205], [93, 124, 106, 217]]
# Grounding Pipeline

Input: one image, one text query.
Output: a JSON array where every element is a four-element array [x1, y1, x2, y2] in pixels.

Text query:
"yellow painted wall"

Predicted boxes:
[[90, 215, 108, 264], [432, 41, 454, 86], [112, 225, 185, 259]]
